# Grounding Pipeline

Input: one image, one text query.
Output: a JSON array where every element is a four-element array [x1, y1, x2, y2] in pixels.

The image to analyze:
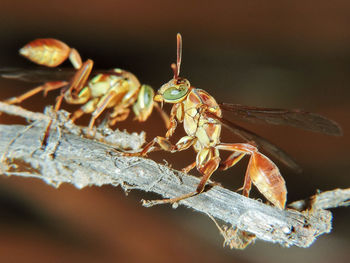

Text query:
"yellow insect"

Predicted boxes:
[[4, 38, 169, 130], [126, 34, 342, 209]]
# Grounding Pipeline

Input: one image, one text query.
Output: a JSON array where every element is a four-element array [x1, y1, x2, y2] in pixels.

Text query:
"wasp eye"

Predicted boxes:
[[163, 85, 189, 102], [133, 85, 154, 121], [140, 85, 154, 108]]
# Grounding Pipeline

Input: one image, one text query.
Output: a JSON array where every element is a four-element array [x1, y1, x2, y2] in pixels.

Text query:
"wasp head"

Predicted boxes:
[[154, 77, 191, 104]]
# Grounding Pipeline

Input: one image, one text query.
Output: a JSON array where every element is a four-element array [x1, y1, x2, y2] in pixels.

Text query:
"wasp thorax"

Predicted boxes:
[[156, 78, 190, 103]]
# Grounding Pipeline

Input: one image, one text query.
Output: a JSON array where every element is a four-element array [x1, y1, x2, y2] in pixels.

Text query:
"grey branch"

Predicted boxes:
[[0, 102, 348, 249]]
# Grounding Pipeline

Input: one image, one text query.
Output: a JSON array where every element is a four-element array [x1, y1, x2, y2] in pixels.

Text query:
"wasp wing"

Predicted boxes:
[[0, 67, 120, 83], [205, 111, 302, 172], [0, 67, 77, 83], [219, 103, 342, 136]]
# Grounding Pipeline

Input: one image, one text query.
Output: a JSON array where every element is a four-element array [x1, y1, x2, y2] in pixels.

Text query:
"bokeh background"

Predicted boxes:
[[0, 1, 349, 262]]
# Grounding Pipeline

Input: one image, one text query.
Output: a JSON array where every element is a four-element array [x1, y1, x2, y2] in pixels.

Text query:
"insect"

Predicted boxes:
[[3, 38, 169, 131], [126, 33, 342, 209]]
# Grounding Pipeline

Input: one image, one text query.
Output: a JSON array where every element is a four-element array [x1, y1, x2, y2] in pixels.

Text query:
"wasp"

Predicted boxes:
[[3, 38, 169, 131], [126, 34, 342, 209]]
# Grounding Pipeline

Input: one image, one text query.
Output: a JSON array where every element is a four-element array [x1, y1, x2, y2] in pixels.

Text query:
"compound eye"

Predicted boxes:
[[140, 85, 154, 108], [133, 85, 154, 121], [163, 85, 189, 102]]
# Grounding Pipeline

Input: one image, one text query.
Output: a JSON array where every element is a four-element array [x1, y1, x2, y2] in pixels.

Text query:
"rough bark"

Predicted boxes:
[[0, 102, 349, 249]]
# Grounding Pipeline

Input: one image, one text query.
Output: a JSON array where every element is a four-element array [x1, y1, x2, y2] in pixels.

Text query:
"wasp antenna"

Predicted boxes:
[[176, 33, 182, 78], [171, 63, 177, 78]]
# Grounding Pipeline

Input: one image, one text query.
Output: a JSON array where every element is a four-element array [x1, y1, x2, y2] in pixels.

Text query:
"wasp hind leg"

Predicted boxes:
[[5, 81, 68, 105]]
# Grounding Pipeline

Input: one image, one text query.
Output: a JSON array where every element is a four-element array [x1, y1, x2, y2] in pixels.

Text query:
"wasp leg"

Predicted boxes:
[[216, 143, 286, 209], [181, 161, 196, 173], [108, 108, 130, 126], [5, 81, 68, 105], [143, 151, 220, 207], [70, 108, 85, 122], [196, 155, 221, 193], [124, 104, 185, 156], [65, 97, 97, 122], [124, 135, 196, 158], [87, 90, 118, 131], [41, 119, 53, 149], [67, 59, 93, 97], [242, 167, 252, 198], [219, 152, 246, 171], [165, 103, 182, 138], [54, 86, 70, 111], [123, 139, 157, 156]]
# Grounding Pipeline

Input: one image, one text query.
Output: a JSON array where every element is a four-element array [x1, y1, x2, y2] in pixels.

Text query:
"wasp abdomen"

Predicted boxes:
[[19, 38, 71, 67]]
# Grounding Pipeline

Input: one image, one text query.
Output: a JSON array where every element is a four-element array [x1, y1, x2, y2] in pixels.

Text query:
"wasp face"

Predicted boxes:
[[155, 78, 191, 104]]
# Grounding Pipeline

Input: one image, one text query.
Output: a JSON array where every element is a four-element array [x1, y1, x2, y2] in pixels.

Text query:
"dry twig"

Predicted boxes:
[[0, 102, 348, 249]]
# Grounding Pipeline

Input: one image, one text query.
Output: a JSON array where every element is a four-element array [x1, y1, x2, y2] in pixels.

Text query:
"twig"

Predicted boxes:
[[0, 102, 348, 248], [289, 188, 350, 211]]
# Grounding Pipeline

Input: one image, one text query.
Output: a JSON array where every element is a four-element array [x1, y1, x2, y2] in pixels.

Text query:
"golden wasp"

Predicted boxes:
[[3, 38, 169, 130], [126, 34, 342, 209]]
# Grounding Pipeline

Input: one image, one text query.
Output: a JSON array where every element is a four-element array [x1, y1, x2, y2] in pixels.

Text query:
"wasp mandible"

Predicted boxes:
[[126, 34, 342, 209], [3, 38, 169, 130]]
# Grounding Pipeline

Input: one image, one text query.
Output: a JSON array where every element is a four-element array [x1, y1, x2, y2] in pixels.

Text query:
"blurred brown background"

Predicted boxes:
[[0, 1, 349, 262]]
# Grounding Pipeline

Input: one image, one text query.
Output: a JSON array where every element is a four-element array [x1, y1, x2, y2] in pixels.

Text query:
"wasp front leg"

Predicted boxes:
[[125, 134, 197, 157], [165, 103, 183, 138], [124, 103, 183, 156], [143, 147, 221, 207], [142, 102, 182, 152]]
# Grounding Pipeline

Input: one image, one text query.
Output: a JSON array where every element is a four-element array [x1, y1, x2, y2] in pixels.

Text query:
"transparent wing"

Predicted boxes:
[[205, 111, 302, 172], [219, 103, 342, 136], [0, 67, 77, 83], [0, 67, 119, 83]]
